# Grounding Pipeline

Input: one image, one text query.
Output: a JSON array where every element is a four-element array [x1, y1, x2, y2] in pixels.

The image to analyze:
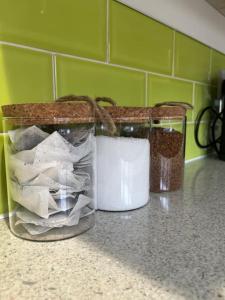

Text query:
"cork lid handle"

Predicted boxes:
[[155, 101, 193, 110], [56, 95, 117, 135]]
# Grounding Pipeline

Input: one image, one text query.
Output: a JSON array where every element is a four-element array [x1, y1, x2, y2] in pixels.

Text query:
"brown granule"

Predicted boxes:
[[150, 127, 184, 192]]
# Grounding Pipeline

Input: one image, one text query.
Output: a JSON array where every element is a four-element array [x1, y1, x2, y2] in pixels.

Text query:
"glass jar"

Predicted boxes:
[[2, 102, 95, 241], [96, 107, 151, 211], [150, 106, 186, 193]]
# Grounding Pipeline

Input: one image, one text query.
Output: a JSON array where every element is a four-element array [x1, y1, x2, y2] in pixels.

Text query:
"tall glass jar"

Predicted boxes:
[[2, 102, 95, 241], [96, 107, 151, 211], [150, 105, 186, 193]]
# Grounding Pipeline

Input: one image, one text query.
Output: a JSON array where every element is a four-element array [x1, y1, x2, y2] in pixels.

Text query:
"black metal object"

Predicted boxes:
[[194, 80, 225, 161]]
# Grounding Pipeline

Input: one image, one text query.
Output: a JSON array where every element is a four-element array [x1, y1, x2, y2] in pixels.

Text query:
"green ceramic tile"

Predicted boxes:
[[185, 123, 209, 160], [0, 117, 2, 133], [0, 134, 8, 215], [148, 75, 193, 121], [56, 56, 145, 106], [193, 84, 214, 122], [110, 0, 173, 74], [0, 0, 106, 61], [211, 50, 225, 85], [174, 32, 211, 82], [0, 45, 53, 131]]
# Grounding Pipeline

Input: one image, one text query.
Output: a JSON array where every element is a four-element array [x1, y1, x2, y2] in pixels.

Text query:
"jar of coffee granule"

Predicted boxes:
[[150, 103, 190, 193]]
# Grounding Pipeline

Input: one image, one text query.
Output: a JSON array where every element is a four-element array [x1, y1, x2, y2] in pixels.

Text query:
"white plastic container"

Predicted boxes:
[[95, 107, 151, 211]]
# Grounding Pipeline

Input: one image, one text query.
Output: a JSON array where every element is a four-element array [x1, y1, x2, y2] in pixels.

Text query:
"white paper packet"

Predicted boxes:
[[10, 157, 58, 184], [16, 208, 81, 228], [10, 182, 58, 219], [8, 127, 94, 230], [28, 173, 79, 192], [58, 126, 94, 146], [33, 131, 93, 164], [9, 126, 49, 151], [15, 194, 92, 235], [43, 168, 91, 191]]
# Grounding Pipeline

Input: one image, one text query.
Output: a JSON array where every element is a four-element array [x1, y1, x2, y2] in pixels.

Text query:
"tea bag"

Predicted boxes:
[[58, 126, 94, 146], [70, 135, 93, 164], [15, 194, 92, 235], [43, 168, 91, 191], [28, 173, 76, 191], [22, 224, 50, 236], [14, 149, 35, 164], [9, 126, 49, 151], [51, 190, 77, 201], [10, 157, 58, 184], [11, 130, 93, 167], [8, 125, 94, 235], [10, 182, 58, 219], [33, 131, 93, 164]]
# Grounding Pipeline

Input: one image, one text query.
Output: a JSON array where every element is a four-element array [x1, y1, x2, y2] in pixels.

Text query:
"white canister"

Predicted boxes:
[[95, 107, 151, 211]]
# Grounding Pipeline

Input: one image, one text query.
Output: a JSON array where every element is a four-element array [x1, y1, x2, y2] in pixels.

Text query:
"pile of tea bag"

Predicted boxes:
[[8, 125, 94, 235]]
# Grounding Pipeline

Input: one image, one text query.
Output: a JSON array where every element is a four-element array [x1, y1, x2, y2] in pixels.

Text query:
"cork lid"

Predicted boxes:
[[1, 102, 95, 125], [151, 106, 186, 119], [151, 101, 192, 119], [102, 105, 186, 122], [102, 106, 152, 123]]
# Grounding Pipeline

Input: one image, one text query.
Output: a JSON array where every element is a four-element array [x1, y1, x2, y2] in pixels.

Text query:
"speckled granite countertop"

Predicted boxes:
[[1, 157, 225, 300]]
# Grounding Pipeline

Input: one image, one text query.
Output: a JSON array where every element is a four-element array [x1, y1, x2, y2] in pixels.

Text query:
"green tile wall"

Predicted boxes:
[[0, 0, 106, 61], [110, 0, 173, 74], [174, 33, 211, 83], [56, 56, 145, 106], [0, 45, 53, 105], [193, 85, 214, 121], [0, 44, 53, 132], [0, 0, 225, 215], [186, 123, 210, 160], [148, 75, 193, 121]]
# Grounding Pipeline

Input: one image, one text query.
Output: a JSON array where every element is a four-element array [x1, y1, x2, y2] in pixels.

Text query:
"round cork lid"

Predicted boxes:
[[102, 106, 186, 122], [1, 102, 95, 125], [102, 106, 152, 123], [151, 106, 186, 119]]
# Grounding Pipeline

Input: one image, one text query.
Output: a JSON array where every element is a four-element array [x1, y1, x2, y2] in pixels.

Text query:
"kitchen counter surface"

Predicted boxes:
[[1, 157, 225, 300]]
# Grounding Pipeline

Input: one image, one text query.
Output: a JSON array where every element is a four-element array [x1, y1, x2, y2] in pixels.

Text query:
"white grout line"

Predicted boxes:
[[145, 72, 148, 107], [0, 40, 216, 88], [0, 40, 106, 65], [192, 82, 196, 122], [52, 54, 57, 100], [106, 0, 110, 63], [208, 48, 213, 82], [0, 40, 55, 55], [171, 30, 176, 77], [144, 68, 214, 86]]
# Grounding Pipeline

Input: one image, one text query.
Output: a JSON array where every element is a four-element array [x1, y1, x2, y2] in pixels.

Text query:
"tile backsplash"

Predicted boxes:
[[110, 0, 173, 74], [56, 56, 145, 106], [0, 0, 107, 60], [0, 0, 225, 215], [174, 32, 211, 83]]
